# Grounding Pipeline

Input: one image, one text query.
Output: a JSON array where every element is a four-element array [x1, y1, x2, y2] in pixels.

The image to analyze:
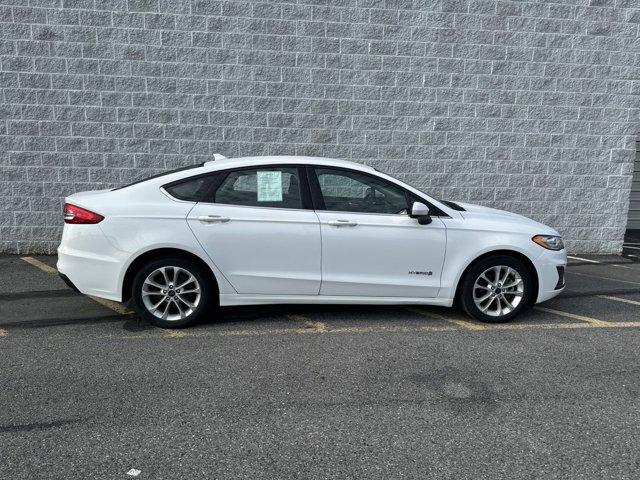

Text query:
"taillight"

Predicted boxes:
[[63, 203, 104, 224]]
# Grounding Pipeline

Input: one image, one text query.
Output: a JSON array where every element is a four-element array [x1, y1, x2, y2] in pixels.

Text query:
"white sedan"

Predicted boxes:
[[57, 155, 566, 328]]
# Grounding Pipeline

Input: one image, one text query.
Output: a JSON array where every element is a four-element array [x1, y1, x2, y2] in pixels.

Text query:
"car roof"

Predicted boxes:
[[201, 155, 376, 173]]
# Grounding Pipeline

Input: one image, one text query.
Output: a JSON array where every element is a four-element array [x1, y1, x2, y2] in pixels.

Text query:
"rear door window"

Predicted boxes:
[[212, 167, 303, 209]]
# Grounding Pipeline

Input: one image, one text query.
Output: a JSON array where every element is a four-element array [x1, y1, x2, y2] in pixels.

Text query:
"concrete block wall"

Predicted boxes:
[[1, 0, 639, 254]]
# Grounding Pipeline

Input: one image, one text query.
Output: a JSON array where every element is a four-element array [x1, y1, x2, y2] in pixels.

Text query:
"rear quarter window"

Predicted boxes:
[[164, 176, 209, 202]]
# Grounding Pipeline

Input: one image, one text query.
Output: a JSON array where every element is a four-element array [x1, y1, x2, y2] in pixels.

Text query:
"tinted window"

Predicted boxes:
[[315, 168, 409, 214], [213, 167, 302, 209], [164, 176, 209, 201]]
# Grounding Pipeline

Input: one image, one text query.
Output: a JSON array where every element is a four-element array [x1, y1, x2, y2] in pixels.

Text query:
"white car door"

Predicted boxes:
[[187, 166, 321, 295], [309, 167, 447, 298]]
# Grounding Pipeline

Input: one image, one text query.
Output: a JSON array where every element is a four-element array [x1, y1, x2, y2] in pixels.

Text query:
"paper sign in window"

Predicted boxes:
[[257, 171, 282, 202]]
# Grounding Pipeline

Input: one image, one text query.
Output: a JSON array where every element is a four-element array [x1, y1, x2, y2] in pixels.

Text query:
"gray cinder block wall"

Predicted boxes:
[[1, 0, 639, 254]]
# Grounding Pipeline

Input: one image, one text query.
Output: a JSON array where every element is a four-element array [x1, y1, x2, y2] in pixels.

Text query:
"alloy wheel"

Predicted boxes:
[[472, 265, 524, 317], [141, 266, 202, 321]]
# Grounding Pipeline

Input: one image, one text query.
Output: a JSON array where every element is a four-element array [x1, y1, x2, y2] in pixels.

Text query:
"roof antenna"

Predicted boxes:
[[212, 153, 227, 161]]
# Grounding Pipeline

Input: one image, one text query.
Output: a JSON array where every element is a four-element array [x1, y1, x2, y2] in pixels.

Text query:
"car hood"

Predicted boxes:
[[452, 201, 559, 236]]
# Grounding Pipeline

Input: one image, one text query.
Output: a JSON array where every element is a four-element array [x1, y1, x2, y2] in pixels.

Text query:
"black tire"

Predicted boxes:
[[131, 256, 216, 328], [459, 255, 533, 323]]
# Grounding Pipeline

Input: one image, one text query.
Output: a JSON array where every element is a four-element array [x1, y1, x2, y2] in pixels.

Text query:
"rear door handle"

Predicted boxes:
[[327, 220, 358, 227], [198, 215, 230, 224]]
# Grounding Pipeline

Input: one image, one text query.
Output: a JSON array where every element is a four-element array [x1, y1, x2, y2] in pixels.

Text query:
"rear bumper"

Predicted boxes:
[[58, 272, 81, 293], [57, 224, 126, 302]]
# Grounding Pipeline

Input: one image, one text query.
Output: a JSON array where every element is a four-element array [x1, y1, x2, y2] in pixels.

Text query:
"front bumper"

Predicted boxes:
[[535, 248, 567, 303]]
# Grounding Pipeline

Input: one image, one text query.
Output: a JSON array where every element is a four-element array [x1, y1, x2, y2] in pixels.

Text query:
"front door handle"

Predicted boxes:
[[197, 215, 230, 224], [327, 220, 358, 227]]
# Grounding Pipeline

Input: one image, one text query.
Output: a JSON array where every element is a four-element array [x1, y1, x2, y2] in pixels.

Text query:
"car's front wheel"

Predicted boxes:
[[460, 255, 533, 323], [131, 257, 215, 328]]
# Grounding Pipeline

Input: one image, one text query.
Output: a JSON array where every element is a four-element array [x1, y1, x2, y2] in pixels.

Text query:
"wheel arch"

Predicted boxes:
[[453, 249, 539, 305], [121, 247, 220, 303]]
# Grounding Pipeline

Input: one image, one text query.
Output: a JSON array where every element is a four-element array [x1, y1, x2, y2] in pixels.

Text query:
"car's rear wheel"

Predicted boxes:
[[460, 255, 533, 323], [132, 257, 215, 328]]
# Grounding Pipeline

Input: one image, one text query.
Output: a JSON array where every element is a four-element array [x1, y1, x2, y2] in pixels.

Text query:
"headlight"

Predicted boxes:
[[532, 234, 564, 251]]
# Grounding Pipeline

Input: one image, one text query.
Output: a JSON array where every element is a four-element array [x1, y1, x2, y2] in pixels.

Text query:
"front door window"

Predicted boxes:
[[314, 168, 409, 214]]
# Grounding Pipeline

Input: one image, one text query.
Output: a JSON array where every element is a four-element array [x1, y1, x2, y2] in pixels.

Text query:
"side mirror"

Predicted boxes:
[[410, 202, 432, 225]]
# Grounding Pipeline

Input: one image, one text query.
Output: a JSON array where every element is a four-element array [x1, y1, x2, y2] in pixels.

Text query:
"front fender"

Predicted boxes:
[[439, 225, 545, 301]]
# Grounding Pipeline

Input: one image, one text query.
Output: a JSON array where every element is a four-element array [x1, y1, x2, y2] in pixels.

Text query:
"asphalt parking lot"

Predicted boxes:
[[2, 254, 640, 479]]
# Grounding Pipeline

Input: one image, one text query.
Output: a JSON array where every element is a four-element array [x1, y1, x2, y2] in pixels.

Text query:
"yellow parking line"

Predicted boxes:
[[20, 256, 57, 274], [164, 330, 187, 338], [406, 307, 486, 330], [105, 324, 459, 340], [287, 314, 328, 332], [598, 295, 640, 307], [442, 317, 487, 331], [305, 321, 328, 332], [330, 324, 457, 334], [534, 306, 609, 326], [107, 325, 332, 340], [20, 256, 133, 316], [87, 296, 133, 315], [103, 319, 640, 340]]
